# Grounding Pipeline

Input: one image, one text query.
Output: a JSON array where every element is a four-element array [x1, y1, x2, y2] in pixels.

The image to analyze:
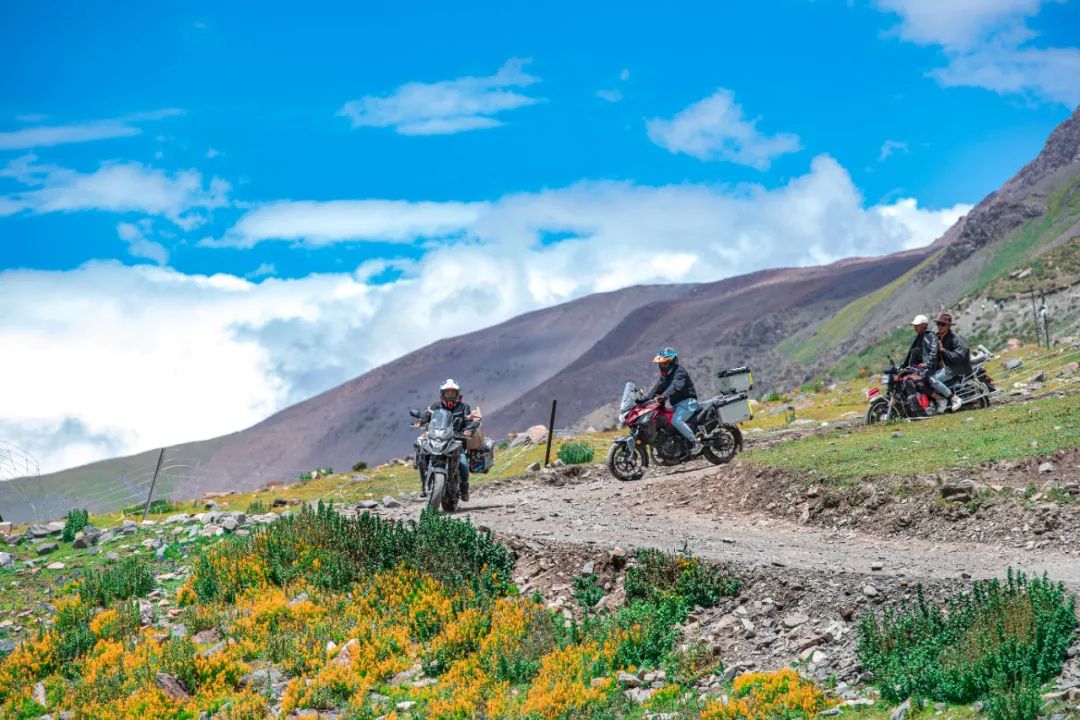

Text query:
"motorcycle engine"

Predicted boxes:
[[658, 434, 684, 463]]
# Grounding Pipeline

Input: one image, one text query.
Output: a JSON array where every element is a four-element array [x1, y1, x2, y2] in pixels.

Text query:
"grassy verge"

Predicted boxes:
[[746, 392, 1080, 481]]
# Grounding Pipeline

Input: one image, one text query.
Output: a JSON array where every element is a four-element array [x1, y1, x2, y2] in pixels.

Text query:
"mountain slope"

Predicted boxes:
[[13, 107, 1080, 521]]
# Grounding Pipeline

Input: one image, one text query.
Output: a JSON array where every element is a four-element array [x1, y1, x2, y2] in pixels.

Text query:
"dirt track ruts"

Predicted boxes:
[[387, 459, 1080, 589]]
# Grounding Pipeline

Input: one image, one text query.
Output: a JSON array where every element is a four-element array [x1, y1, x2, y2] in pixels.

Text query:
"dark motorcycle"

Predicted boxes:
[[607, 372, 752, 482], [410, 407, 464, 512], [865, 355, 994, 424]]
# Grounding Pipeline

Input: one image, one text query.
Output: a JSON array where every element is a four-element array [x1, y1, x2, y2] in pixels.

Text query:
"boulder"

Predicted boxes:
[[0, 522, 12, 536], [891, 698, 911, 720], [783, 613, 809, 629], [193, 628, 222, 645], [358, 500, 379, 510], [220, 516, 239, 532], [0, 552, 13, 570], [382, 496, 402, 508], [526, 462, 541, 473], [36, 543, 59, 555], [27, 525, 53, 539], [1039, 462, 1054, 474], [1004, 358, 1023, 370], [155, 672, 190, 701]]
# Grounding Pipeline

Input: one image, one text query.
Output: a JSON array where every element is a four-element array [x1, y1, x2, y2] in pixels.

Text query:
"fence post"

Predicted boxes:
[[544, 400, 557, 467], [1030, 285, 1042, 347], [141, 448, 166, 523]]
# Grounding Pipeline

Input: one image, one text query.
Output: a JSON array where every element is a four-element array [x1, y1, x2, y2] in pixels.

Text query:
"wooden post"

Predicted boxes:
[[544, 400, 557, 467], [1030, 286, 1041, 347], [141, 448, 166, 523]]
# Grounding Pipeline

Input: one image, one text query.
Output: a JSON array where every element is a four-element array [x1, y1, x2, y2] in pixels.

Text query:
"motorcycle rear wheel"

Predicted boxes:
[[607, 442, 647, 481], [702, 426, 738, 464]]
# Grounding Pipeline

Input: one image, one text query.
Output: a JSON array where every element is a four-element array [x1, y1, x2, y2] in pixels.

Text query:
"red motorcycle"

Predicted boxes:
[[865, 354, 994, 424], [606, 379, 751, 481]]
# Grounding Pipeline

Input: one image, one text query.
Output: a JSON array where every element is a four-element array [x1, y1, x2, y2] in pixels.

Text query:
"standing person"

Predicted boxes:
[[414, 379, 478, 501], [646, 347, 701, 458], [931, 312, 971, 413]]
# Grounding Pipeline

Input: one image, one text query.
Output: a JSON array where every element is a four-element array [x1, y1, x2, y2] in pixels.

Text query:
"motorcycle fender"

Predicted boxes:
[[613, 435, 637, 449]]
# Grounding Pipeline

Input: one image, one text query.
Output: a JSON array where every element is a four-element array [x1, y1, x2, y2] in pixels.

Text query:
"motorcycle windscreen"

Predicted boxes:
[[428, 408, 455, 441], [618, 382, 638, 413]]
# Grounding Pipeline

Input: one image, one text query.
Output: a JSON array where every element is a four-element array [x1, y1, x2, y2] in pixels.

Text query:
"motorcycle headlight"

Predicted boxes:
[[881, 374, 890, 385], [636, 411, 655, 425]]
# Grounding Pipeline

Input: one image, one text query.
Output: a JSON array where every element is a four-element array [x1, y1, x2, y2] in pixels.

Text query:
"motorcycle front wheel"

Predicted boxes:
[[428, 472, 446, 511], [607, 442, 647, 481], [702, 425, 738, 464], [865, 398, 889, 424]]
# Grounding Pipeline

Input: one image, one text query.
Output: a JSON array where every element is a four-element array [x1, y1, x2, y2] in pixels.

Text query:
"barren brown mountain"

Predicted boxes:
[[13, 107, 1078, 522]]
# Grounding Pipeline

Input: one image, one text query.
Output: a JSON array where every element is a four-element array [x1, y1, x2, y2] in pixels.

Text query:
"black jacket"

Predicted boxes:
[[646, 363, 697, 405], [421, 400, 479, 435], [903, 331, 939, 375], [938, 330, 973, 376]]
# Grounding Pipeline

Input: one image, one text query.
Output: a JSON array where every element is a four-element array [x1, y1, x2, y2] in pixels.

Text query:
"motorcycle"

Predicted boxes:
[[607, 372, 753, 482], [865, 348, 995, 424], [409, 407, 465, 512]]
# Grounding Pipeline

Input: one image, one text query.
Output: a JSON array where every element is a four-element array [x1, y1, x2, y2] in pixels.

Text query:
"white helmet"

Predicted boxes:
[[911, 314, 929, 326], [439, 378, 462, 407]]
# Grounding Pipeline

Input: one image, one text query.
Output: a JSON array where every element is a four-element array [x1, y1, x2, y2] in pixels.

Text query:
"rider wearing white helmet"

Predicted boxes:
[[417, 379, 478, 500]]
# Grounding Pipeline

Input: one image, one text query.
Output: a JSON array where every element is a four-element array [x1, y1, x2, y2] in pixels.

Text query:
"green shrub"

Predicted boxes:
[[79, 557, 156, 606], [61, 508, 89, 542], [557, 442, 595, 465], [352, 460, 368, 471], [53, 597, 94, 664], [120, 499, 177, 516], [625, 548, 740, 608], [858, 570, 1076, 705], [572, 574, 605, 610], [246, 499, 268, 515], [194, 503, 515, 603]]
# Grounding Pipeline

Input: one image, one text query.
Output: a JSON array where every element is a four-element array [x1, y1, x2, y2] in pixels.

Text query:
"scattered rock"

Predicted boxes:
[[396, 701, 417, 711], [783, 613, 809, 629], [46, 562, 65, 570], [36, 543, 59, 555], [0, 552, 13, 570], [382, 496, 402, 508], [1032, 371, 1046, 383], [1004, 359, 1023, 370], [891, 698, 911, 720], [289, 592, 309, 607], [193, 629, 221, 645], [105, 551, 120, 563], [1039, 462, 1054, 474], [332, 638, 359, 667], [608, 547, 627, 570], [358, 500, 379, 510], [862, 585, 879, 598], [155, 672, 190, 701], [0, 638, 15, 655], [526, 462, 541, 473], [581, 560, 596, 576], [617, 670, 642, 688], [33, 680, 47, 707]]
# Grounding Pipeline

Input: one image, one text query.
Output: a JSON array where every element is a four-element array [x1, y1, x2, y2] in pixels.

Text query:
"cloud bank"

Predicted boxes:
[[0, 156, 970, 472]]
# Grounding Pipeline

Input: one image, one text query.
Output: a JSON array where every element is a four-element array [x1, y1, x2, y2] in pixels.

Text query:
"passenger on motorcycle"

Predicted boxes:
[[931, 312, 971, 414], [646, 347, 701, 459], [414, 379, 478, 501], [902, 314, 940, 405]]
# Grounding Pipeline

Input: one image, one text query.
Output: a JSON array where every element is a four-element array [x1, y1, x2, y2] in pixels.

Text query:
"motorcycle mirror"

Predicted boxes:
[[408, 408, 422, 419]]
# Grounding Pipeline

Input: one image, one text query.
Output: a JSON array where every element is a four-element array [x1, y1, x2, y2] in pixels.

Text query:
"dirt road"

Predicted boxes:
[[387, 460, 1080, 588]]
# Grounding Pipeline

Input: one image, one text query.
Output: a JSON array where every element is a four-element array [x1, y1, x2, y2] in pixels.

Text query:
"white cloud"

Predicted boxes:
[[875, 0, 1080, 105], [620, 68, 631, 81], [248, 262, 277, 278], [2, 156, 970, 473], [206, 147, 221, 159], [0, 154, 230, 228], [597, 89, 623, 103], [0, 109, 182, 151], [337, 58, 541, 135], [879, 139, 909, 161], [646, 89, 802, 169], [205, 199, 485, 248], [117, 220, 169, 265]]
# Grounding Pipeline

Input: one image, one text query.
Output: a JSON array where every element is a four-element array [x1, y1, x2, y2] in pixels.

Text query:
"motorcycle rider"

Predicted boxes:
[[902, 314, 940, 408], [646, 347, 701, 459], [931, 312, 970, 414], [414, 379, 478, 501]]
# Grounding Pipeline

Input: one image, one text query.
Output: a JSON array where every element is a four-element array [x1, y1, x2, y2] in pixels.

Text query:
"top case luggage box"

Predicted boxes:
[[716, 366, 753, 394]]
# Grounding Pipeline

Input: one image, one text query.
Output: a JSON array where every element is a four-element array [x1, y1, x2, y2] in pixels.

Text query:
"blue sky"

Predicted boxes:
[[2, 0, 1078, 472]]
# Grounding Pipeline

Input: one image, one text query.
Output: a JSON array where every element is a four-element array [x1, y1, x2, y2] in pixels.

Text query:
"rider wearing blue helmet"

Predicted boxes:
[[646, 347, 701, 458]]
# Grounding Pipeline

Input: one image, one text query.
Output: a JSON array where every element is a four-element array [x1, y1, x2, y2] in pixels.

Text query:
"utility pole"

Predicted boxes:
[[1039, 289, 1050, 347], [141, 448, 166, 523], [544, 400, 557, 467]]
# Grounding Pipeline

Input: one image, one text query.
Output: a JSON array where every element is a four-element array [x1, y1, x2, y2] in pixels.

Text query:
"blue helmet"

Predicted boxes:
[[652, 347, 678, 372]]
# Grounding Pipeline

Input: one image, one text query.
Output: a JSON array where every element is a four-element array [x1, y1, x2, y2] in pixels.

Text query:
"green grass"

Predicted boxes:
[[746, 393, 1080, 481], [986, 236, 1080, 300], [779, 255, 936, 367], [968, 175, 1080, 298]]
